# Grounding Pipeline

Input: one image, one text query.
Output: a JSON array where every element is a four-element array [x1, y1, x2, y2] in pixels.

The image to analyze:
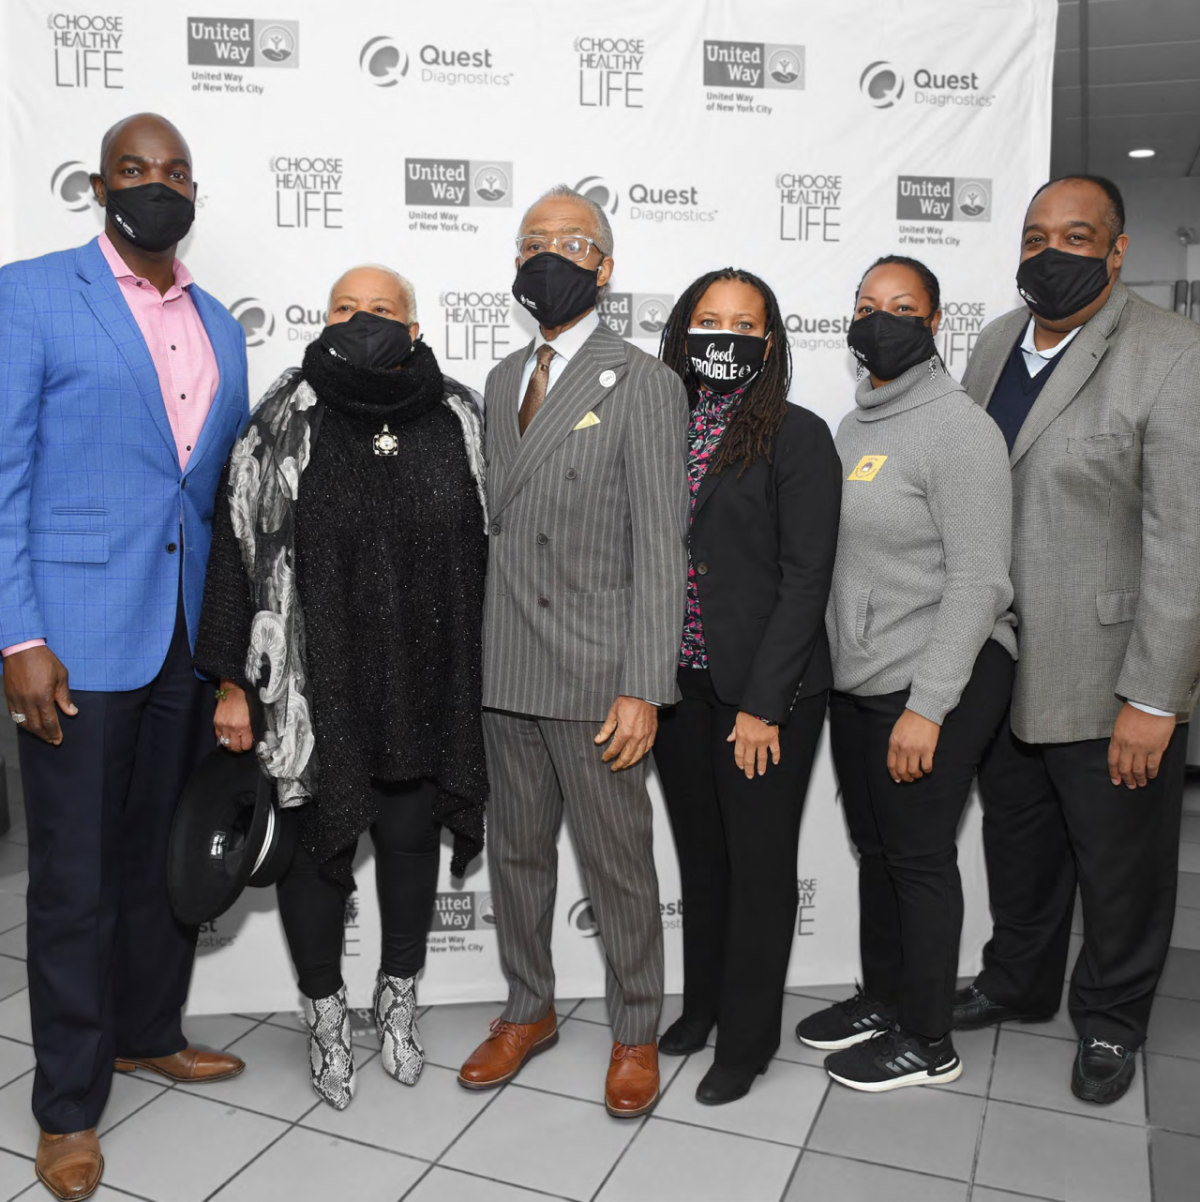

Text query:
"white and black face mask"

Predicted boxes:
[[686, 329, 768, 395]]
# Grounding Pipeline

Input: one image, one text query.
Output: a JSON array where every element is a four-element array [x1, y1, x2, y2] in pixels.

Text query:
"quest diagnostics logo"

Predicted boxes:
[[569, 898, 600, 938], [861, 59, 995, 109], [896, 176, 991, 222], [187, 18, 299, 67], [359, 36, 511, 87], [703, 40, 804, 89], [228, 297, 276, 347], [575, 175, 619, 215], [51, 160, 92, 212]]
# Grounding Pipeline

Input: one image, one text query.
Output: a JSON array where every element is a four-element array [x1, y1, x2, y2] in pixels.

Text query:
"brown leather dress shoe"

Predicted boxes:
[[457, 1010, 558, 1089], [605, 1041, 659, 1118], [36, 1129, 103, 1201], [113, 1045, 245, 1083]]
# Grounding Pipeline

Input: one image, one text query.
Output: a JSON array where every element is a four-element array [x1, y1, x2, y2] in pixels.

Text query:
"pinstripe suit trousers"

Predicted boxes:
[[482, 709, 664, 1045]]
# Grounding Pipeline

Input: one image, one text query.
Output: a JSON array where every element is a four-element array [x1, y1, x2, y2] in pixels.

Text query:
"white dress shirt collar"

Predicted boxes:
[[529, 309, 601, 364], [1019, 317, 1082, 378]]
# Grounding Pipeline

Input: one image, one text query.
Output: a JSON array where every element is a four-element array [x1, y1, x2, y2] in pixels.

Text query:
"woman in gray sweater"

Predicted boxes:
[[796, 255, 1017, 1093]]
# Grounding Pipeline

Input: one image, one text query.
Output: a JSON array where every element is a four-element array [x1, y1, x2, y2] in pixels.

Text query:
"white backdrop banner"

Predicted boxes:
[[0, 0, 1057, 1014]]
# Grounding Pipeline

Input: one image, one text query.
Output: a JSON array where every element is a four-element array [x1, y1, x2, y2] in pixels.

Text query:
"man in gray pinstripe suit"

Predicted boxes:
[[457, 186, 688, 1117]]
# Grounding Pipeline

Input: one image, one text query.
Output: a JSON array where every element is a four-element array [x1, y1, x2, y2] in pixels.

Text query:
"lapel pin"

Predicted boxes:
[[599, 369, 616, 388]]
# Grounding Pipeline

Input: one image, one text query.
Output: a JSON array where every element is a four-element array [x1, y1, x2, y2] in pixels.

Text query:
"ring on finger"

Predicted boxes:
[[219, 735, 231, 746], [9, 712, 26, 724]]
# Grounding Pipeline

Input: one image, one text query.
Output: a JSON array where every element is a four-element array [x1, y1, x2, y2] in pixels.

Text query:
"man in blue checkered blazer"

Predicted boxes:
[[0, 114, 249, 1194]]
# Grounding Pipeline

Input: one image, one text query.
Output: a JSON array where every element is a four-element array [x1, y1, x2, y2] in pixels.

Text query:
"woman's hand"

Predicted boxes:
[[888, 709, 941, 783], [727, 711, 781, 780], [214, 681, 254, 753]]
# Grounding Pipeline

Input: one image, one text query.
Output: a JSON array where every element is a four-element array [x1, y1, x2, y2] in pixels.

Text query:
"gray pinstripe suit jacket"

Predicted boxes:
[[962, 281, 1200, 744], [481, 319, 689, 721]]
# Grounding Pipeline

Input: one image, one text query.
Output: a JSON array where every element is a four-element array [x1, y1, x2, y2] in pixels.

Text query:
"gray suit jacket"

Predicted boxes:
[[481, 319, 689, 721], [962, 281, 1200, 743]]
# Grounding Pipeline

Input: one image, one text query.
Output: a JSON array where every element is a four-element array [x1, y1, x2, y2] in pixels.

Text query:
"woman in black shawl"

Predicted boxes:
[[195, 265, 487, 1110]]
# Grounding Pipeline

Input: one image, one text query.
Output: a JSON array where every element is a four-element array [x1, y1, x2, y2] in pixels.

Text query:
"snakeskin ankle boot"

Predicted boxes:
[[374, 971, 424, 1085], [304, 986, 356, 1109]]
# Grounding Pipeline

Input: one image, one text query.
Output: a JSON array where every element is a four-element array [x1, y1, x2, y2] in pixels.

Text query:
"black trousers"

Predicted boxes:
[[654, 668, 826, 1071], [830, 640, 1014, 1041], [975, 716, 1186, 1048], [276, 777, 441, 1000], [18, 593, 212, 1134]]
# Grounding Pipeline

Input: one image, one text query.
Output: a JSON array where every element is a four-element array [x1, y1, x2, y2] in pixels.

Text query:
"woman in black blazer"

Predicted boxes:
[[654, 268, 842, 1104]]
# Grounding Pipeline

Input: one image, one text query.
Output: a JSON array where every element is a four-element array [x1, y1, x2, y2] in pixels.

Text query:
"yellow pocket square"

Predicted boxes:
[[573, 411, 601, 430]]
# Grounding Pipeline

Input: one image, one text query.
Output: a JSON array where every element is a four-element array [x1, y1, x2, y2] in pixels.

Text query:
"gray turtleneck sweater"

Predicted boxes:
[[827, 361, 1017, 724]]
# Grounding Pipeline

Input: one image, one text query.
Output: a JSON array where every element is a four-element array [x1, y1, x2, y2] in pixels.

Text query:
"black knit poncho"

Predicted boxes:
[[195, 338, 488, 890]]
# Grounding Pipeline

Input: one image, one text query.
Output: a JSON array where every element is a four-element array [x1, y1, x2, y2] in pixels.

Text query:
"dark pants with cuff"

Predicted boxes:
[[975, 717, 1186, 1048], [831, 640, 1014, 1041], [654, 668, 827, 1071], [18, 593, 212, 1134], [276, 777, 441, 1000]]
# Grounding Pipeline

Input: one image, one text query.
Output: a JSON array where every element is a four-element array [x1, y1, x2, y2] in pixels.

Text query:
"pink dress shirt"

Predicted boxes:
[[2, 235, 220, 660]]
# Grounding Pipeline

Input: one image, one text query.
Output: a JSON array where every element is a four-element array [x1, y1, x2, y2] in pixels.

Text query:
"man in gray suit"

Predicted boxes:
[[954, 175, 1200, 1105], [457, 185, 688, 1117]]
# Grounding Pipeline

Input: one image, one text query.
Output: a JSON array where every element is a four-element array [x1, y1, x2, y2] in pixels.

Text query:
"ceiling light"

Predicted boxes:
[[1128, 148, 1155, 158]]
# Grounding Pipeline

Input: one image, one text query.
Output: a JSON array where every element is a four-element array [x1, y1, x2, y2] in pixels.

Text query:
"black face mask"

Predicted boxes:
[[847, 310, 937, 381], [686, 329, 768, 395], [512, 253, 600, 328], [104, 182, 196, 253], [317, 311, 414, 371], [1016, 246, 1112, 322]]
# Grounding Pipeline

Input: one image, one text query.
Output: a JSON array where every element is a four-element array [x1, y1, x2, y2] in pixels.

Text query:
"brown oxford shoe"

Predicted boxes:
[[36, 1129, 103, 1201], [605, 1041, 660, 1118], [113, 1045, 245, 1084], [457, 1009, 558, 1089]]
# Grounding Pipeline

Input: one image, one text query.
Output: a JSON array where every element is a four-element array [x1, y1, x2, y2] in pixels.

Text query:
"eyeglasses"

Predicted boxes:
[[515, 234, 608, 263]]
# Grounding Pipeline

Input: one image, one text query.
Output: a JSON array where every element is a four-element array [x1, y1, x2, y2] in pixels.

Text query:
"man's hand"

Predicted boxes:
[[2, 646, 76, 745], [1108, 702, 1176, 789], [595, 696, 658, 771], [888, 708, 941, 783], [727, 712, 781, 780], [214, 681, 254, 753]]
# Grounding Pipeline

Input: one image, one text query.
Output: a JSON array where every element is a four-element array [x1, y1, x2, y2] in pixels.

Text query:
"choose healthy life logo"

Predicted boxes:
[[228, 297, 275, 347], [360, 36, 409, 86], [860, 61, 904, 107], [703, 40, 805, 89], [896, 176, 992, 222], [51, 160, 92, 212]]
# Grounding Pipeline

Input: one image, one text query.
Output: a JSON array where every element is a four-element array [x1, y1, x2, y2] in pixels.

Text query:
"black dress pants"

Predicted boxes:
[[276, 777, 441, 1000], [830, 640, 1014, 1041], [654, 668, 827, 1071], [18, 593, 212, 1134], [975, 716, 1187, 1048]]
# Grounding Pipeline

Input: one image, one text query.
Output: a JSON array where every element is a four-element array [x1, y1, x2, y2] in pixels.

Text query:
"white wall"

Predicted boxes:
[[1112, 177, 1200, 308]]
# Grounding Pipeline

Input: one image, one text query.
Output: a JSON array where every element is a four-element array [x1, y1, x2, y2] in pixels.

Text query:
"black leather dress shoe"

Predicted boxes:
[[695, 1062, 766, 1105], [1071, 1037, 1136, 1104], [952, 985, 1053, 1031], [658, 1016, 714, 1057]]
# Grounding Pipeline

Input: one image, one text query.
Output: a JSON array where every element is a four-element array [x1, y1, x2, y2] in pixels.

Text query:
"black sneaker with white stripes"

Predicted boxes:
[[795, 988, 897, 1051], [824, 1026, 962, 1092]]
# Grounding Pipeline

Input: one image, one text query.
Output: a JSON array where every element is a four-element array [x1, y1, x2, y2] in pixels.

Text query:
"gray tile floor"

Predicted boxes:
[[1, 728, 1199, 1201]]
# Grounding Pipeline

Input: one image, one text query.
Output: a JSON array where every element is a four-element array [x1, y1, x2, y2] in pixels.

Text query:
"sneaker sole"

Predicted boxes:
[[456, 1027, 559, 1090], [828, 1059, 963, 1093], [798, 1028, 883, 1051]]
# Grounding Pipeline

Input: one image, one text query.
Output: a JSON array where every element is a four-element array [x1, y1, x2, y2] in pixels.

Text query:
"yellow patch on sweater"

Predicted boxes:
[[848, 454, 888, 482]]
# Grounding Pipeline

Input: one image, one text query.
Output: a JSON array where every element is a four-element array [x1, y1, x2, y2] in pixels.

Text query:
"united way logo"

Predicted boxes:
[[703, 40, 805, 90], [860, 61, 904, 107], [597, 293, 674, 340], [431, 891, 495, 931], [896, 175, 991, 222], [568, 897, 600, 938], [406, 159, 512, 207], [574, 175, 619, 215], [187, 18, 299, 68], [228, 297, 275, 347], [360, 35, 409, 86], [50, 160, 92, 212]]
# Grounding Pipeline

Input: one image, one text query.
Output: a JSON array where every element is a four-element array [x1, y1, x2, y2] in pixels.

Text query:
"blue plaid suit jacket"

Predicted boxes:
[[0, 237, 249, 691]]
